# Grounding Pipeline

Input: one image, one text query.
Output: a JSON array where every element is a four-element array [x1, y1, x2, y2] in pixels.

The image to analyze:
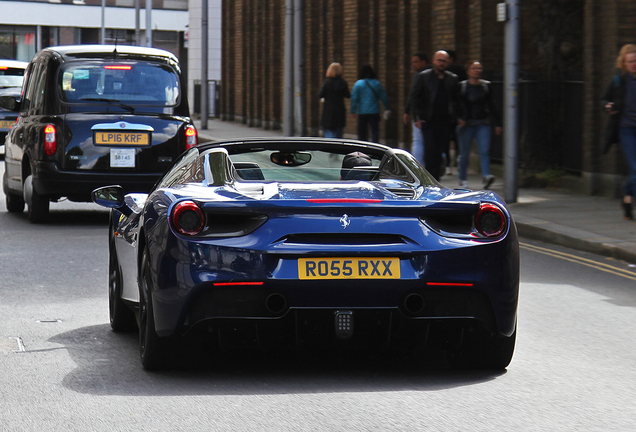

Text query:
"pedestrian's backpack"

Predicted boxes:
[[460, 80, 489, 96]]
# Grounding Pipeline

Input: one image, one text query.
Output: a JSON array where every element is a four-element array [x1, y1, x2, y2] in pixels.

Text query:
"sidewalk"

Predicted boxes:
[[195, 118, 636, 264]]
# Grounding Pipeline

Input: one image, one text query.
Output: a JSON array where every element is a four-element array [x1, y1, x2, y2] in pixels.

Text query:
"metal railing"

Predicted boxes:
[[489, 79, 584, 174]]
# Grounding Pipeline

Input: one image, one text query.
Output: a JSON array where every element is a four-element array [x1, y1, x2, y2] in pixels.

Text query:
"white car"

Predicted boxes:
[[0, 60, 28, 157]]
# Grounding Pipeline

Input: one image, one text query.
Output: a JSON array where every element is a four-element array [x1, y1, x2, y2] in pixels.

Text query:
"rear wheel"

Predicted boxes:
[[449, 324, 517, 370], [108, 230, 136, 331], [24, 175, 49, 223], [139, 248, 178, 370], [5, 192, 25, 213], [486, 327, 516, 369]]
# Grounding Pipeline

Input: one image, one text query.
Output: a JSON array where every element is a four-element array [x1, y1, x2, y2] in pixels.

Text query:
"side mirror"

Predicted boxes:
[[92, 185, 125, 208], [0, 95, 20, 112]]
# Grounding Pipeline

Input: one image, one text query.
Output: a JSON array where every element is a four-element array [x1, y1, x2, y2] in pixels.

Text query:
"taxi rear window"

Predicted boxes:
[[59, 61, 180, 106], [0, 67, 25, 88]]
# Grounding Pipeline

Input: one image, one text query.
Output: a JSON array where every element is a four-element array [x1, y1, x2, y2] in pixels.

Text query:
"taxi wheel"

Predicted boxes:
[[138, 248, 178, 370], [5, 192, 25, 213], [24, 175, 49, 223], [108, 233, 136, 331]]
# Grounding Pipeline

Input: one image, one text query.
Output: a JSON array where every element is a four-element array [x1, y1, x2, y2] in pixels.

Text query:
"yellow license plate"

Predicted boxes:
[[298, 257, 400, 280], [0, 120, 15, 130], [94, 131, 150, 146]]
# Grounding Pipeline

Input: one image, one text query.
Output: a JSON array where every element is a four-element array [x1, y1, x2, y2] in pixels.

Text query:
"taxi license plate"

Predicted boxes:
[[94, 131, 150, 146], [298, 257, 400, 280], [110, 148, 136, 168], [0, 120, 15, 130]]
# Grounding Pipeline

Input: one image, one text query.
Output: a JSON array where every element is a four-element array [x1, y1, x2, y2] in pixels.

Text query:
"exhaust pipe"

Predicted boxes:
[[404, 293, 425, 315], [265, 293, 287, 315]]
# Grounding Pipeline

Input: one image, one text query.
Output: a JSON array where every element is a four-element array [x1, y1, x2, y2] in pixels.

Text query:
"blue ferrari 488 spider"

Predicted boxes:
[[92, 138, 519, 370]]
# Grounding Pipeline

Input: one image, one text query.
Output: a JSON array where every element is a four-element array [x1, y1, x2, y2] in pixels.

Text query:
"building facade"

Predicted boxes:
[[218, 0, 636, 197], [0, 0, 188, 63]]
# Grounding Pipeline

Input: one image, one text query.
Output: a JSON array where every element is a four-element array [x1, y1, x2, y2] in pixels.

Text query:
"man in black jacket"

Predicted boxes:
[[412, 50, 458, 180]]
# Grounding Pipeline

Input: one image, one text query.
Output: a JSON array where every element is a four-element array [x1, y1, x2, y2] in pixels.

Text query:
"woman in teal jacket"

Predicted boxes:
[[350, 64, 390, 143]]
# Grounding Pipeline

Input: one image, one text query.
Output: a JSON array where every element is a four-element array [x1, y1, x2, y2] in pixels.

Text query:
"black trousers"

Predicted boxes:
[[357, 113, 380, 143], [422, 120, 452, 180]]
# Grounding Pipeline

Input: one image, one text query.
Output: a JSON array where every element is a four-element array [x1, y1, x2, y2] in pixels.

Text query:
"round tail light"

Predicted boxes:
[[185, 125, 198, 150], [44, 124, 57, 156], [170, 201, 205, 235], [475, 203, 506, 237]]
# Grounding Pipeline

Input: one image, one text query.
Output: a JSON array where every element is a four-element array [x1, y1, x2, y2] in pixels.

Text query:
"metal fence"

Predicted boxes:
[[489, 79, 584, 174]]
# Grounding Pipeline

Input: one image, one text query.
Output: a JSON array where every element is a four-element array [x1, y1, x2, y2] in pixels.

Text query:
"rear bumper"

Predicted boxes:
[[178, 307, 496, 353], [33, 160, 162, 200]]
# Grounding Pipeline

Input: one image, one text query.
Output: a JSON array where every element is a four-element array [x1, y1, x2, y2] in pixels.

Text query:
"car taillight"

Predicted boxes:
[[44, 124, 57, 156], [185, 125, 198, 149], [475, 203, 506, 237], [170, 200, 205, 235]]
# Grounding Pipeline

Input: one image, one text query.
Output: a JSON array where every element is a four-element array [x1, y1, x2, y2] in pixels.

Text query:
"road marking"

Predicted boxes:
[[0, 337, 24, 353], [520, 242, 636, 281]]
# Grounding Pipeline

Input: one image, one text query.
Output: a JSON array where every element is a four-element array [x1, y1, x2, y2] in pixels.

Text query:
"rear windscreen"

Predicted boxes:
[[59, 61, 180, 106], [0, 67, 26, 88]]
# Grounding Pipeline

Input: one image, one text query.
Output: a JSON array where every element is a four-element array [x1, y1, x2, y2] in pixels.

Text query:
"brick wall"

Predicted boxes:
[[221, 0, 506, 147], [220, 0, 634, 193]]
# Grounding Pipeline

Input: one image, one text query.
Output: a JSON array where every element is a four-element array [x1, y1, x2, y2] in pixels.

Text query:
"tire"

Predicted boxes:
[[449, 324, 517, 370], [138, 248, 178, 370], [108, 230, 136, 332], [24, 175, 49, 223], [484, 328, 516, 370], [5, 192, 25, 213]]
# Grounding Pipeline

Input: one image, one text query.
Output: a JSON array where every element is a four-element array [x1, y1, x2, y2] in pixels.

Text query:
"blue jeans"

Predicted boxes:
[[619, 126, 636, 197], [324, 128, 343, 138], [458, 124, 492, 181], [411, 122, 424, 166]]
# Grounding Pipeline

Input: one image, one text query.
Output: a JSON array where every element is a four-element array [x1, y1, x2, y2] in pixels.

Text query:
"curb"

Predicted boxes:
[[515, 216, 636, 263]]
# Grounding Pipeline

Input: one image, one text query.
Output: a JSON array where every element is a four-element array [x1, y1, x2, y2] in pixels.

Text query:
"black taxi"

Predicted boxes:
[[0, 45, 197, 222]]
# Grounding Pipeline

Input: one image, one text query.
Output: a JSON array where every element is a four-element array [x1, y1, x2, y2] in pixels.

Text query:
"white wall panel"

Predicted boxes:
[[1, 1, 187, 31]]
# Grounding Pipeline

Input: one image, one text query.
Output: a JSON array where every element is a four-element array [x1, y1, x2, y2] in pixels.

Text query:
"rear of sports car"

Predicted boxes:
[[146, 185, 519, 368]]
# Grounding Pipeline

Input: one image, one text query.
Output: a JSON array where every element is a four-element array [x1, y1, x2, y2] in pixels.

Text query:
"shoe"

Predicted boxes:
[[482, 175, 495, 189], [459, 180, 469, 188], [623, 201, 634, 220], [446, 166, 453, 176]]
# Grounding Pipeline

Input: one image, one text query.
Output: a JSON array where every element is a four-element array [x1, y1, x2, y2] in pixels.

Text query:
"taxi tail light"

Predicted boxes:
[[475, 203, 506, 237], [170, 201, 205, 236], [44, 124, 57, 156], [185, 125, 198, 149]]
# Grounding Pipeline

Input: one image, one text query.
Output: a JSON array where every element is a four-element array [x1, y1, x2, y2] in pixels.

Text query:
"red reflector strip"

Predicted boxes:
[[104, 65, 132, 70], [306, 199, 383, 203], [213, 282, 264, 287], [426, 282, 474, 287]]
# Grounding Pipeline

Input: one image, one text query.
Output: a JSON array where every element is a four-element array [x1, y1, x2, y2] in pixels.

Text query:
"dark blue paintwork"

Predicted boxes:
[[97, 138, 519, 368]]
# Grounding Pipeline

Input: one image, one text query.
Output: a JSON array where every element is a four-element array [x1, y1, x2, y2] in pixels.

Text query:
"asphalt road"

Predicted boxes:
[[1, 162, 636, 431]]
